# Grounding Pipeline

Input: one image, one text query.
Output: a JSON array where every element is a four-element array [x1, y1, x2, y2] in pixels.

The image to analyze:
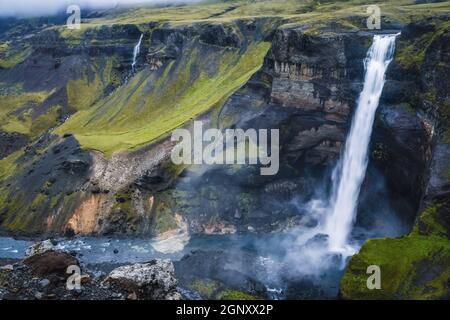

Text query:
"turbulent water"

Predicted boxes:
[[131, 33, 143, 71], [325, 34, 399, 254]]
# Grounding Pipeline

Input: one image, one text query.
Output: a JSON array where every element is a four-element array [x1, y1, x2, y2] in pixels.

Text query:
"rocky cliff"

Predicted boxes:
[[341, 19, 450, 299], [0, 0, 449, 300]]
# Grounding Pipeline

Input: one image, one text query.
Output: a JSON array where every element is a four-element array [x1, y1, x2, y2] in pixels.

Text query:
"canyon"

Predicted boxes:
[[0, 0, 449, 300]]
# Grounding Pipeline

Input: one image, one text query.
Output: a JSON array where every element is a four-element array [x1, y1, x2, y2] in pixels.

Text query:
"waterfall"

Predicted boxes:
[[131, 33, 143, 71], [324, 34, 399, 254]]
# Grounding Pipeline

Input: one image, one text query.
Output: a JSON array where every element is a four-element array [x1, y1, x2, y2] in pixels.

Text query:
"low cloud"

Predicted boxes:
[[0, 0, 201, 17]]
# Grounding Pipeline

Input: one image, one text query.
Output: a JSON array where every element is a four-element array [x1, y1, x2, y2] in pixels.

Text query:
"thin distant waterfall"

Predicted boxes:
[[325, 34, 400, 253], [131, 33, 143, 71]]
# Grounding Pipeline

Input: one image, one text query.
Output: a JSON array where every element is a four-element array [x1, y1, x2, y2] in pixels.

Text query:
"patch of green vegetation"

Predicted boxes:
[[0, 149, 24, 181], [66, 57, 120, 110], [0, 55, 119, 140], [30, 193, 47, 210], [1, 105, 62, 138], [0, 46, 32, 69], [2, 192, 38, 233], [415, 202, 448, 237], [57, 25, 87, 47], [0, 42, 9, 54], [396, 19, 450, 72], [161, 159, 187, 179], [0, 90, 59, 139], [56, 40, 271, 157], [50, 194, 61, 210], [0, 91, 50, 120], [113, 191, 133, 213], [189, 279, 219, 299], [67, 75, 102, 111], [85, 0, 450, 28], [218, 289, 258, 300], [341, 201, 450, 300], [153, 200, 178, 235]]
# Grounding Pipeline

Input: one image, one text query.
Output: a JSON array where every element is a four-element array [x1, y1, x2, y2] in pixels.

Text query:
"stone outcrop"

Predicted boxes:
[[105, 260, 181, 300], [24, 251, 79, 278], [25, 239, 58, 257]]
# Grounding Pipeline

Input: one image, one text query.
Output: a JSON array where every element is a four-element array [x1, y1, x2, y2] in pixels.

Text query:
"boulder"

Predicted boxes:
[[24, 251, 79, 277], [25, 239, 58, 257], [105, 260, 181, 300]]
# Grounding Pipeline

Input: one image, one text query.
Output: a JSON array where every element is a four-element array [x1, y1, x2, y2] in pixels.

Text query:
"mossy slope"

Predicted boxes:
[[55, 38, 271, 157], [341, 200, 450, 300]]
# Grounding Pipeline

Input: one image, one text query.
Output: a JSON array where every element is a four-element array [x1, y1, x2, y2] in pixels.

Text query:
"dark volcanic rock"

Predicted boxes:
[[23, 250, 79, 277], [0, 131, 28, 159], [105, 260, 181, 300], [175, 250, 268, 298]]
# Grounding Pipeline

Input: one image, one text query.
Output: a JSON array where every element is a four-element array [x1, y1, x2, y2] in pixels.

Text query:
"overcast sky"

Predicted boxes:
[[0, 0, 199, 17]]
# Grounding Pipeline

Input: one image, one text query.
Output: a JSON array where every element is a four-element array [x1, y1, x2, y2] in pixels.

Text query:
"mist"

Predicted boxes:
[[0, 0, 203, 17]]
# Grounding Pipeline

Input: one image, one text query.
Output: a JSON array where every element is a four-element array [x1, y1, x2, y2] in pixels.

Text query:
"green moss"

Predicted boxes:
[[189, 279, 219, 299], [341, 201, 450, 300], [0, 42, 9, 54], [415, 202, 448, 237], [113, 192, 133, 213], [0, 91, 50, 120], [153, 200, 178, 235], [0, 46, 32, 69], [50, 195, 61, 210], [3, 193, 38, 233], [161, 160, 187, 178], [0, 149, 24, 181], [218, 290, 258, 300], [66, 58, 117, 111], [55, 41, 271, 158], [30, 193, 47, 210], [1, 105, 62, 138], [0, 90, 60, 139], [395, 19, 450, 72]]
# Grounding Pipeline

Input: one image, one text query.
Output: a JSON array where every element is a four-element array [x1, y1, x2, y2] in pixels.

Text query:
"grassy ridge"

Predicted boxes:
[[341, 202, 450, 299], [55, 40, 271, 157], [71, 0, 450, 28]]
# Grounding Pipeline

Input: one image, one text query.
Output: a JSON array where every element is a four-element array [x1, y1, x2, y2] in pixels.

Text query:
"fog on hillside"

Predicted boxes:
[[0, 0, 202, 17]]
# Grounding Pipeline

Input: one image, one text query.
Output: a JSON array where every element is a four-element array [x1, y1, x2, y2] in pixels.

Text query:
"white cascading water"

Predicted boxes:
[[131, 33, 143, 71], [324, 34, 400, 254]]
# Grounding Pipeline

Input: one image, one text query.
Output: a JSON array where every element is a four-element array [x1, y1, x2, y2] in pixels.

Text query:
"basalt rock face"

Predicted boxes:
[[261, 28, 369, 165], [265, 28, 365, 117], [185, 26, 430, 235]]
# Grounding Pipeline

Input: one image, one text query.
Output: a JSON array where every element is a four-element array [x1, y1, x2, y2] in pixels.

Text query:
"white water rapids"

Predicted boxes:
[[324, 34, 400, 254]]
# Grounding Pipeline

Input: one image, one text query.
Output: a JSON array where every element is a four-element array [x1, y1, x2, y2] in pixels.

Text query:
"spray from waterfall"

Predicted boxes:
[[131, 33, 143, 71], [324, 34, 400, 254]]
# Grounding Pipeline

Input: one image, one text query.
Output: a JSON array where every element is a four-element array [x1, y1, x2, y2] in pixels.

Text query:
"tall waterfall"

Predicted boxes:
[[131, 34, 143, 71], [325, 34, 399, 254]]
